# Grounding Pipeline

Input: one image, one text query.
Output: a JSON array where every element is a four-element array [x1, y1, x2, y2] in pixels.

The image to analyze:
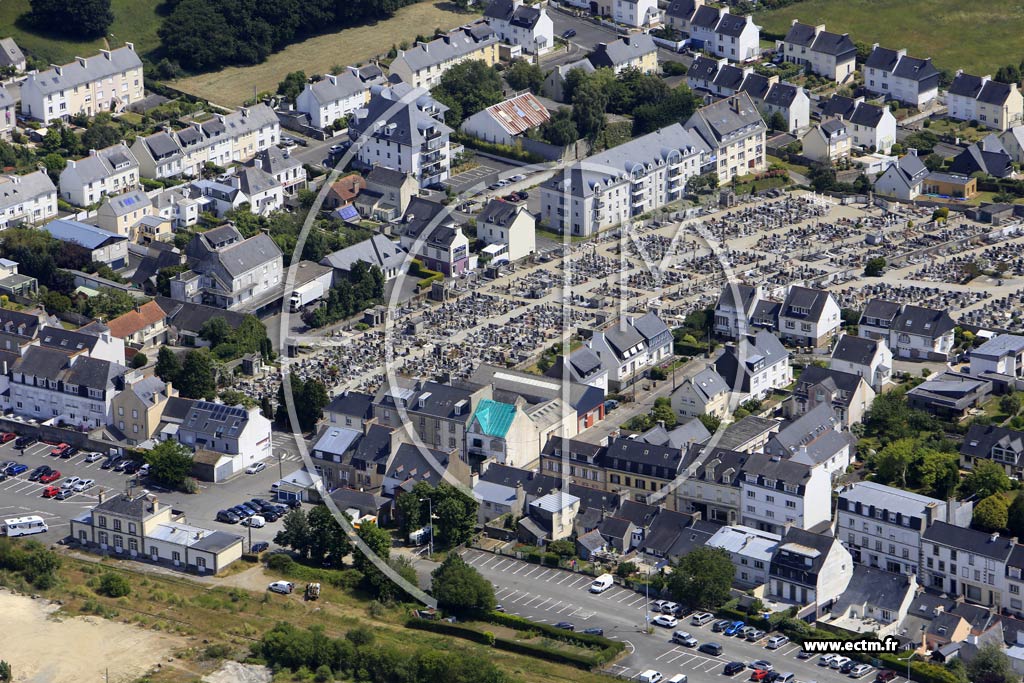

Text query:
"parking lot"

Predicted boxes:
[[0, 431, 312, 552], [445, 155, 526, 196], [461, 549, 908, 683]]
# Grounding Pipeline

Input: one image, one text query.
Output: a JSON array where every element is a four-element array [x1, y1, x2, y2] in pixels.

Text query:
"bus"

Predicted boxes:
[[3, 515, 48, 537]]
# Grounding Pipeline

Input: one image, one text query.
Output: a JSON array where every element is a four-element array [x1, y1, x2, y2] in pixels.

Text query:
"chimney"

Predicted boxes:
[[362, 416, 377, 436], [97, 488, 106, 504], [907, 148, 918, 157], [125, 42, 135, 51], [947, 497, 956, 523], [150, 495, 159, 512], [990, 532, 1000, 543]]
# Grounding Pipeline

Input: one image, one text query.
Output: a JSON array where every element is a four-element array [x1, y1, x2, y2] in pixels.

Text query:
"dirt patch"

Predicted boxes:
[[170, 1, 473, 106], [202, 661, 273, 683], [0, 588, 182, 683]]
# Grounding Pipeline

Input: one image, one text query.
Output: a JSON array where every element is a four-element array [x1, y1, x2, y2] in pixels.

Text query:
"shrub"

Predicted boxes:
[[98, 572, 131, 598], [266, 553, 295, 573]]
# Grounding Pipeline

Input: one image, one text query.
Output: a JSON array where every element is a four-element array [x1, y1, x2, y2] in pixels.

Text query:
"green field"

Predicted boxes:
[[754, 0, 1024, 75], [0, 0, 163, 65]]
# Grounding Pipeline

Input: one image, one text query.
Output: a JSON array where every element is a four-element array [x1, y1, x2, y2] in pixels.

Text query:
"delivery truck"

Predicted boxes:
[[289, 279, 328, 312]]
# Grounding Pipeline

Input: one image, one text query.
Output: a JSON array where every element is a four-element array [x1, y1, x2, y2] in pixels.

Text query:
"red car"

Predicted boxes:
[[39, 470, 61, 484], [750, 670, 770, 682], [0, 432, 15, 443], [42, 485, 60, 498], [50, 443, 71, 457]]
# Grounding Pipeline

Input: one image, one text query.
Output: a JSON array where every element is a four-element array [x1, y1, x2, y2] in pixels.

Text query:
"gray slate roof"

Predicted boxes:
[[27, 45, 142, 95], [320, 234, 406, 273], [588, 35, 657, 70]]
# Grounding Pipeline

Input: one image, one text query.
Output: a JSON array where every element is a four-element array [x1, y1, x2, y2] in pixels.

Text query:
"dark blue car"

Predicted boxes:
[[4, 463, 28, 476]]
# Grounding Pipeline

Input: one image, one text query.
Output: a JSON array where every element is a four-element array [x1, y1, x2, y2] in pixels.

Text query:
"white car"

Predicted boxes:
[[849, 664, 873, 678], [243, 515, 266, 528], [246, 462, 267, 474], [72, 478, 95, 492], [652, 614, 678, 628], [138, 464, 150, 476], [830, 656, 851, 670], [61, 476, 82, 489], [509, 174, 526, 182], [84, 452, 104, 463], [268, 581, 294, 594], [651, 599, 671, 612]]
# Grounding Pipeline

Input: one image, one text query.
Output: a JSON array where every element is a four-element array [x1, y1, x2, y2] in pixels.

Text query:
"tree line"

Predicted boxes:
[[159, 0, 421, 73]]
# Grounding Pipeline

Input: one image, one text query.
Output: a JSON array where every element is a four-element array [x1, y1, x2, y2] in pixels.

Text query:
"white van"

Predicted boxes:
[[667, 675, 688, 683], [589, 573, 614, 593], [638, 670, 663, 683]]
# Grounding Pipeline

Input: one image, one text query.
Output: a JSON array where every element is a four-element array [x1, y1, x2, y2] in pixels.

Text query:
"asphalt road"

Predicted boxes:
[[458, 549, 909, 683], [0, 432, 311, 553], [545, 10, 687, 68]]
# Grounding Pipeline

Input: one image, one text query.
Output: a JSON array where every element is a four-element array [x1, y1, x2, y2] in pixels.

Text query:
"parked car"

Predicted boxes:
[[251, 542, 269, 553], [268, 581, 294, 594], [243, 515, 266, 528], [652, 614, 678, 628], [246, 462, 267, 474], [561, 28, 576, 39], [554, 622, 575, 631], [750, 670, 770, 682], [723, 662, 745, 675], [712, 619, 732, 632], [55, 488, 75, 500], [672, 631, 697, 647], [746, 629, 766, 642], [138, 463, 150, 477], [698, 643, 722, 656], [723, 621, 745, 636], [28, 465, 52, 481], [660, 602, 681, 616], [114, 458, 131, 472], [581, 627, 604, 636], [509, 174, 526, 183], [72, 478, 95, 492], [50, 443, 72, 457], [217, 510, 241, 524], [14, 435, 36, 449], [690, 612, 714, 626], [831, 657, 851, 670], [3, 463, 27, 476], [122, 460, 141, 474], [796, 650, 813, 659], [42, 485, 61, 498], [39, 470, 61, 484], [84, 451, 104, 463], [840, 660, 857, 674], [0, 431, 15, 443], [766, 635, 789, 650], [61, 476, 82, 489], [874, 671, 896, 683], [739, 626, 758, 640], [101, 456, 121, 470], [819, 654, 838, 667], [651, 599, 670, 613], [750, 661, 773, 672]]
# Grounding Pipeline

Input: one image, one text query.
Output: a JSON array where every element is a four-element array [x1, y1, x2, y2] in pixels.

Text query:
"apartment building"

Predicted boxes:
[[588, 35, 658, 75], [483, 0, 554, 54], [922, 522, 1014, 608], [59, 142, 139, 207], [540, 123, 706, 235], [947, 71, 1024, 131], [739, 456, 830, 535], [295, 65, 386, 130], [665, 0, 760, 62], [0, 170, 58, 229], [821, 95, 897, 154], [706, 525, 780, 587], [768, 527, 853, 616], [388, 24, 500, 89], [8, 345, 126, 428], [970, 334, 1024, 379], [677, 446, 747, 524], [684, 93, 767, 184], [130, 105, 280, 179], [862, 45, 940, 108], [778, 21, 856, 82], [714, 330, 791, 401], [21, 44, 144, 123], [348, 84, 453, 188], [837, 481, 966, 577], [373, 379, 491, 459], [110, 373, 176, 446], [172, 224, 283, 310], [603, 436, 684, 508]]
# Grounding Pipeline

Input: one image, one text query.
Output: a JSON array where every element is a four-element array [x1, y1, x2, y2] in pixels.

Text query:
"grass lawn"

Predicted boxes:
[[732, 175, 790, 195], [171, 1, 474, 106], [767, 155, 810, 177], [919, 119, 990, 143], [754, 0, 1024, 75], [0, 0, 163, 65]]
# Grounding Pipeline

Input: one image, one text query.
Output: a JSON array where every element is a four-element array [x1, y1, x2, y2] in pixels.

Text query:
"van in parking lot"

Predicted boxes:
[[667, 675, 687, 683], [765, 635, 789, 649], [589, 573, 614, 593], [638, 670, 663, 683]]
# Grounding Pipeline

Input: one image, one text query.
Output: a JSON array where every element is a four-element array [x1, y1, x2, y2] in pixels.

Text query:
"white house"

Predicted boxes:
[[587, 35, 659, 75], [801, 118, 851, 164], [295, 65, 386, 130], [249, 146, 306, 197], [821, 95, 898, 153], [921, 522, 1014, 609], [608, 0, 658, 28], [760, 82, 810, 133], [483, 0, 554, 54], [59, 142, 140, 208], [671, 365, 731, 419], [665, 0, 760, 63], [587, 319, 651, 391], [173, 224, 283, 310], [0, 85, 15, 140], [714, 330, 791, 401], [830, 333, 893, 392], [971, 334, 1024, 379], [889, 303, 957, 361], [777, 21, 856, 83], [713, 282, 761, 338], [768, 527, 854, 618], [477, 198, 536, 262], [739, 456, 831, 534], [777, 285, 842, 348], [862, 45, 940, 108], [873, 150, 929, 200], [175, 401, 273, 481], [0, 170, 58, 228], [706, 525, 780, 587], [231, 166, 283, 216], [460, 92, 550, 147], [769, 402, 857, 479]]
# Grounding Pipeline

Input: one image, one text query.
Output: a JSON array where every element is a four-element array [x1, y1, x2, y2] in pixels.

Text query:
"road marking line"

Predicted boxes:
[[569, 577, 590, 588], [616, 592, 635, 603], [556, 574, 573, 585], [557, 604, 575, 614], [544, 601, 562, 612], [533, 598, 552, 609], [627, 596, 646, 607], [511, 592, 532, 603]]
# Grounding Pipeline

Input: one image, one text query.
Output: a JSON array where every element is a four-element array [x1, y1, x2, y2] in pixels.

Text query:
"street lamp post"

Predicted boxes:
[[420, 497, 433, 556]]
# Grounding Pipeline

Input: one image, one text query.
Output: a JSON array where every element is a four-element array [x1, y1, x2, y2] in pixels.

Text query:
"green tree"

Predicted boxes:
[[144, 439, 194, 489], [571, 78, 609, 140], [697, 413, 721, 432], [504, 59, 544, 92], [962, 459, 1012, 499], [395, 481, 433, 538], [651, 396, 677, 429], [966, 642, 1017, 683], [177, 349, 218, 399], [768, 110, 788, 132], [431, 60, 503, 127], [547, 539, 575, 558], [434, 489, 477, 549], [275, 509, 313, 560], [539, 107, 578, 147], [1008, 495, 1024, 537], [130, 352, 148, 369], [275, 375, 329, 432], [0, 660, 9, 682], [915, 450, 960, 499], [79, 289, 137, 319], [995, 65, 1022, 86], [218, 389, 256, 408], [668, 547, 734, 609], [199, 316, 233, 348], [431, 553, 496, 616], [30, 0, 113, 38], [1000, 392, 1022, 417], [41, 153, 66, 181], [98, 572, 132, 597], [973, 495, 1009, 532], [81, 124, 121, 151], [873, 438, 916, 488], [354, 520, 392, 596], [156, 346, 182, 384], [277, 70, 308, 101], [307, 504, 352, 568], [864, 256, 886, 277]]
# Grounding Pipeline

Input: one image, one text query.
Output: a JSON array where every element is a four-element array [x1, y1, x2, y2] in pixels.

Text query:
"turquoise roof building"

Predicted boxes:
[[470, 399, 517, 438]]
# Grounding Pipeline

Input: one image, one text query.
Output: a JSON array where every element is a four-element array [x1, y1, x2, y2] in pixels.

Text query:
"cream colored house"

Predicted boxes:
[[21, 44, 144, 123], [684, 93, 767, 184], [110, 372, 176, 445], [388, 24, 500, 89], [671, 366, 731, 420], [802, 118, 852, 163], [947, 71, 1024, 132], [95, 190, 154, 238], [71, 490, 242, 573]]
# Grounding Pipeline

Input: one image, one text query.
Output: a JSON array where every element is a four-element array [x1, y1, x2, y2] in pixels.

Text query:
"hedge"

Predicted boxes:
[[486, 611, 620, 652], [715, 605, 770, 630], [452, 134, 544, 164], [877, 653, 961, 683]]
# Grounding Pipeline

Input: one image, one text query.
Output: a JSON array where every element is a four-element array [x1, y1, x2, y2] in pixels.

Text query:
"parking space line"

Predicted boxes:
[[626, 596, 646, 607], [521, 566, 540, 578], [556, 574, 573, 585], [511, 592, 533, 604], [544, 571, 560, 582], [557, 604, 575, 614], [533, 598, 552, 610], [655, 648, 680, 661], [544, 600, 562, 612], [568, 577, 590, 588], [616, 591, 635, 603]]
